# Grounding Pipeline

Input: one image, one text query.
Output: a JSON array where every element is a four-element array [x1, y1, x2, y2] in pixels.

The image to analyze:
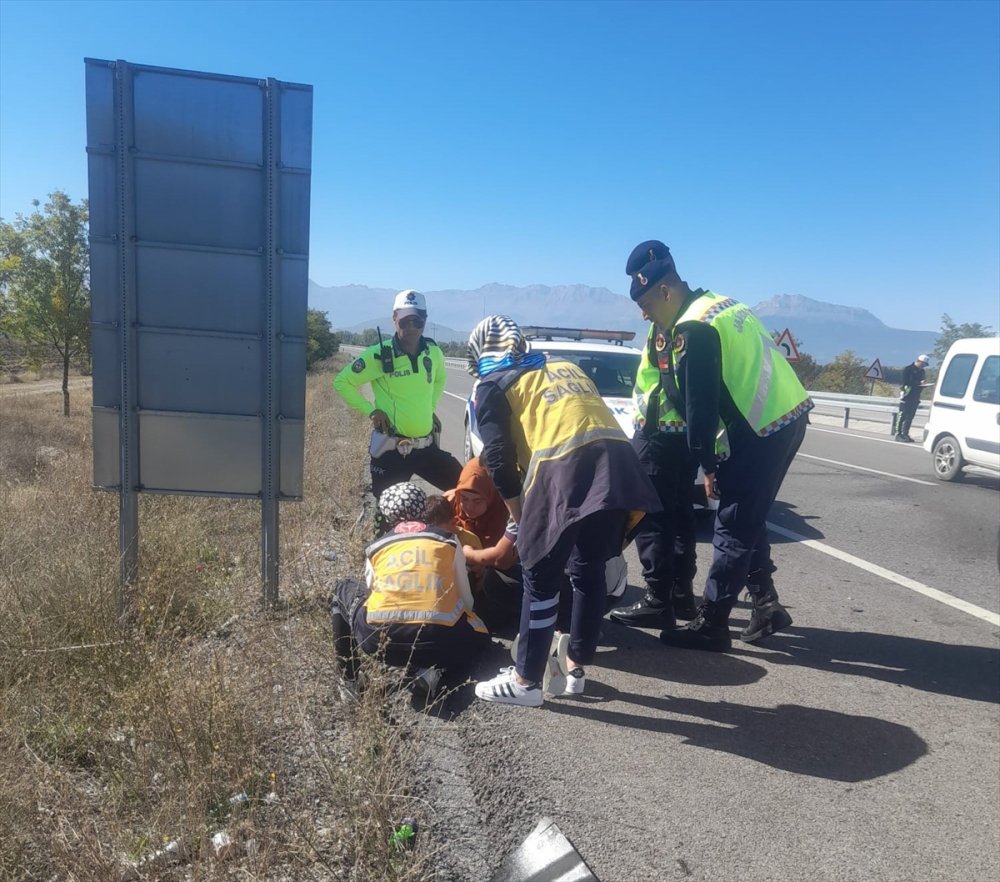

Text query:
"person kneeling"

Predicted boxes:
[[331, 482, 490, 698]]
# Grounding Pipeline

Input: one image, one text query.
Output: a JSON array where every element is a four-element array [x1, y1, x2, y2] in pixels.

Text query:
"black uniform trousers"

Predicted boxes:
[[370, 444, 463, 500], [893, 395, 920, 438], [703, 415, 807, 607], [630, 431, 698, 601]]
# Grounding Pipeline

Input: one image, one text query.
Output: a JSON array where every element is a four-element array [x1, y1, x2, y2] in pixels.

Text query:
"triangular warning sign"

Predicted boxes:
[[864, 358, 884, 380], [774, 328, 800, 363]]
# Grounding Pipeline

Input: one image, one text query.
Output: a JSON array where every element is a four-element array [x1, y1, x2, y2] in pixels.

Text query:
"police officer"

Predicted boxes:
[[468, 315, 661, 706], [333, 290, 462, 524], [609, 308, 700, 631], [625, 241, 813, 652], [893, 354, 930, 442]]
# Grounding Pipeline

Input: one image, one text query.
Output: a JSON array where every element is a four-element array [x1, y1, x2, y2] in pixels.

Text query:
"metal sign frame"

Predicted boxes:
[[86, 58, 312, 608]]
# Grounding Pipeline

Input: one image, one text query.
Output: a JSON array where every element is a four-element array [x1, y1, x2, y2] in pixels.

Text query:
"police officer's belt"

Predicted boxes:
[[370, 431, 434, 458]]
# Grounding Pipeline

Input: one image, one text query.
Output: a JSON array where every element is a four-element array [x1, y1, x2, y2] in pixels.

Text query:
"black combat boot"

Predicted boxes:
[[741, 583, 793, 643], [671, 579, 699, 621], [658, 601, 732, 652], [609, 592, 676, 629]]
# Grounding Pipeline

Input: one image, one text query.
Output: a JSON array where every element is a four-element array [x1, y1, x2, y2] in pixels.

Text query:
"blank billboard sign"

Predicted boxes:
[[86, 58, 311, 499]]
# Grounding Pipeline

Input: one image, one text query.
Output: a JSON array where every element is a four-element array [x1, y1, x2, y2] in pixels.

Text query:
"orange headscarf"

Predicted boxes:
[[446, 459, 509, 549]]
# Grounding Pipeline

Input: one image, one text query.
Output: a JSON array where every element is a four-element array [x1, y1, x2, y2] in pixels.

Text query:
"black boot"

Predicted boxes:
[[741, 584, 793, 643], [658, 601, 732, 652], [609, 592, 676, 629], [671, 579, 699, 621]]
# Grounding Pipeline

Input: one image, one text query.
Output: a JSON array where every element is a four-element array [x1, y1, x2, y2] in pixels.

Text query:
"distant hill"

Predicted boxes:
[[310, 282, 938, 367], [752, 294, 937, 365]]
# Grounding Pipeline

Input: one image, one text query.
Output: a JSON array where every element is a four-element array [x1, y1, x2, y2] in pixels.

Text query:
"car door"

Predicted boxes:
[[966, 354, 1000, 470]]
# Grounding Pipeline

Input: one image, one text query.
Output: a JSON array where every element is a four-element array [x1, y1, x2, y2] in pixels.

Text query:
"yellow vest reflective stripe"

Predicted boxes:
[[674, 292, 812, 437], [366, 531, 486, 632], [503, 358, 627, 497]]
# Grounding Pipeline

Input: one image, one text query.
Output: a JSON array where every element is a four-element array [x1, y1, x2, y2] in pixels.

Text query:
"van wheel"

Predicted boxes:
[[931, 434, 964, 481]]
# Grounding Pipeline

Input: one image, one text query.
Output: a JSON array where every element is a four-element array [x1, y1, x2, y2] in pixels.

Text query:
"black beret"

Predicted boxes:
[[626, 240, 674, 302]]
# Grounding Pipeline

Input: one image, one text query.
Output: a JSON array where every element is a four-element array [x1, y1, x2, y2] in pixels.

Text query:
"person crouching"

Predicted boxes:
[[331, 482, 490, 697]]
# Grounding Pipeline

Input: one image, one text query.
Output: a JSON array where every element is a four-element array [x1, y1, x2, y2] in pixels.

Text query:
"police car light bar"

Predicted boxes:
[[522, 326, 636, 345]]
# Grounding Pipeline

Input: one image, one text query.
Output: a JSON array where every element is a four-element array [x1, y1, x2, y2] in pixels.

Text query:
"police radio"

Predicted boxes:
[[376, 326, 394, 374]]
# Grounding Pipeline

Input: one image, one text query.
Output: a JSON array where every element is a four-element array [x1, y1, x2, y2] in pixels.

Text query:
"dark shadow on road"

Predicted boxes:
[[600, 619, 767, 687], [765, 500, 825, 542], [731, 625, 1000, 704], [546, 687, 927, 782]]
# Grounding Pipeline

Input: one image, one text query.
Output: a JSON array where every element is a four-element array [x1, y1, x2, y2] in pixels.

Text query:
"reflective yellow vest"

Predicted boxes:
[[501, 357, 629, 498], [672, 292, 812, 437], [365, 530, 487, 632], [633, 324, 686, 433]]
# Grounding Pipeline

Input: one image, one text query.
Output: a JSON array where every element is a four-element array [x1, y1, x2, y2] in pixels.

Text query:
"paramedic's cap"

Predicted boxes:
[[626, 240, 675, 302], [916, 354, 930, 364], [393, 289, 427, 317]]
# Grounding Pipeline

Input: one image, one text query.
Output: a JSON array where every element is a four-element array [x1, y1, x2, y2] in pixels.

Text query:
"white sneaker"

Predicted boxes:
[[475, 666, 543, 707], [562, 666, 586, 695]]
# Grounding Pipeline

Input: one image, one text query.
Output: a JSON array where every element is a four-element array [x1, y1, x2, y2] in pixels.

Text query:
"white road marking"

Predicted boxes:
[[797, 453, 937, 486], [442, 391, 467, 402], [767, 521, 1000, 627], [809, 426, 924, 448]]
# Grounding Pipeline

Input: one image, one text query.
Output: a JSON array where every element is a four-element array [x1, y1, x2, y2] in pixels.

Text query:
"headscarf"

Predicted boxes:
[[378, 482, 427, 530], [466, 314, 546, 379], [447, 459, 509, 548]]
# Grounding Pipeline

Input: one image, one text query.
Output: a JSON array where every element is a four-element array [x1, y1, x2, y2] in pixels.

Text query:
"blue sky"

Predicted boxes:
[[1, 0, 997, 332]]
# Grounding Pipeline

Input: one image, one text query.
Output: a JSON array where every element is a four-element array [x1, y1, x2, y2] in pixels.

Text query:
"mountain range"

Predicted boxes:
[[308, 281, 938, 366]]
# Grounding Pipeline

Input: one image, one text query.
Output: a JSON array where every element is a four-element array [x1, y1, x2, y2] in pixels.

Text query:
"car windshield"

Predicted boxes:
[[540, 350, 640, 397]]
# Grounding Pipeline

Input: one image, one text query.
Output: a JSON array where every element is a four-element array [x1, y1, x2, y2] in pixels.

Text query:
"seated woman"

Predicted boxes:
[[444, 458, 523, 629], [331, 482, 490, 695]]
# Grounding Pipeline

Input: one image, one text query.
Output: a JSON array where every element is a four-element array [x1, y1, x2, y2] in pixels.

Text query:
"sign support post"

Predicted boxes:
[[262, 77, 280, 606], [114, 60, 140, 620]]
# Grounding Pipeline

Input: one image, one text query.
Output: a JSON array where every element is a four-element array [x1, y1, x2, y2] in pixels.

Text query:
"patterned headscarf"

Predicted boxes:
[[378, 482, 427, 529], [466, 314, 545, 379]]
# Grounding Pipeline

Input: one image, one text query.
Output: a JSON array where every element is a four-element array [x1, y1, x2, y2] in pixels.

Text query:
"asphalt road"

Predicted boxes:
[[430, 362, 1000, 882]]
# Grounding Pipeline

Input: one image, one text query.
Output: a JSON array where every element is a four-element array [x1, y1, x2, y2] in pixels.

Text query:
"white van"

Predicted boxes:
[[922, 337, 1000, 481]]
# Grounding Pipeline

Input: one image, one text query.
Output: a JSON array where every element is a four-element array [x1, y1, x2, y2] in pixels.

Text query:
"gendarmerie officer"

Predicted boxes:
[[333, 290, 462, 526], [609, 301, 700, 631], [625, 241, 813, 652]]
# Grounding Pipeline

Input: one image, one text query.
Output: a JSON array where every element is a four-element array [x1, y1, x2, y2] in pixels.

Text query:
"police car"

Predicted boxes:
[[463, 326, 718, 514]]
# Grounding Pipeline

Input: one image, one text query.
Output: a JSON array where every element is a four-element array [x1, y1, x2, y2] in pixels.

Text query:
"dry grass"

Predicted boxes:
[[0, 357, 433, 881]]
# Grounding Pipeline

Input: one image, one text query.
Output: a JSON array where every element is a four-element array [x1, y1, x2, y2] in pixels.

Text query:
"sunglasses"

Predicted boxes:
[[398, 315, 426, 329]]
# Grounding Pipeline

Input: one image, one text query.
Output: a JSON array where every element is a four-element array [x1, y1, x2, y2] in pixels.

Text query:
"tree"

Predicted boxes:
[[934, 314, 996, 363], [305, 308, 339, 369], [0, 192, 90, 415], [814, 350, 868, 394]]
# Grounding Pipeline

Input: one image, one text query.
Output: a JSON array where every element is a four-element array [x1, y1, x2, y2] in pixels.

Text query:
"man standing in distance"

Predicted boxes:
[[893, 354, 931, 442], [625, 241, 813, 651], [333, 290, 462, 527]]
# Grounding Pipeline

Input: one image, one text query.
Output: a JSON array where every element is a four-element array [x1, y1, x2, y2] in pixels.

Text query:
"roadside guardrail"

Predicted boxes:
[[808, 391, 927, 428]]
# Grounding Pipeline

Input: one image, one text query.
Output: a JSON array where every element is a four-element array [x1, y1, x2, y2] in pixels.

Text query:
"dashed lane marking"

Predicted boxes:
[[767, 521, 1000, 627]]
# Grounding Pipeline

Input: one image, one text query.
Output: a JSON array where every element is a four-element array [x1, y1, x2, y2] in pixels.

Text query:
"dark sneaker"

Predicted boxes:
[[671, 580, 699, 621], [741, 600, 793, 643], [609, 593, 676, 629], [894, 434, 906, 442], [659, 606, 732, 652]]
